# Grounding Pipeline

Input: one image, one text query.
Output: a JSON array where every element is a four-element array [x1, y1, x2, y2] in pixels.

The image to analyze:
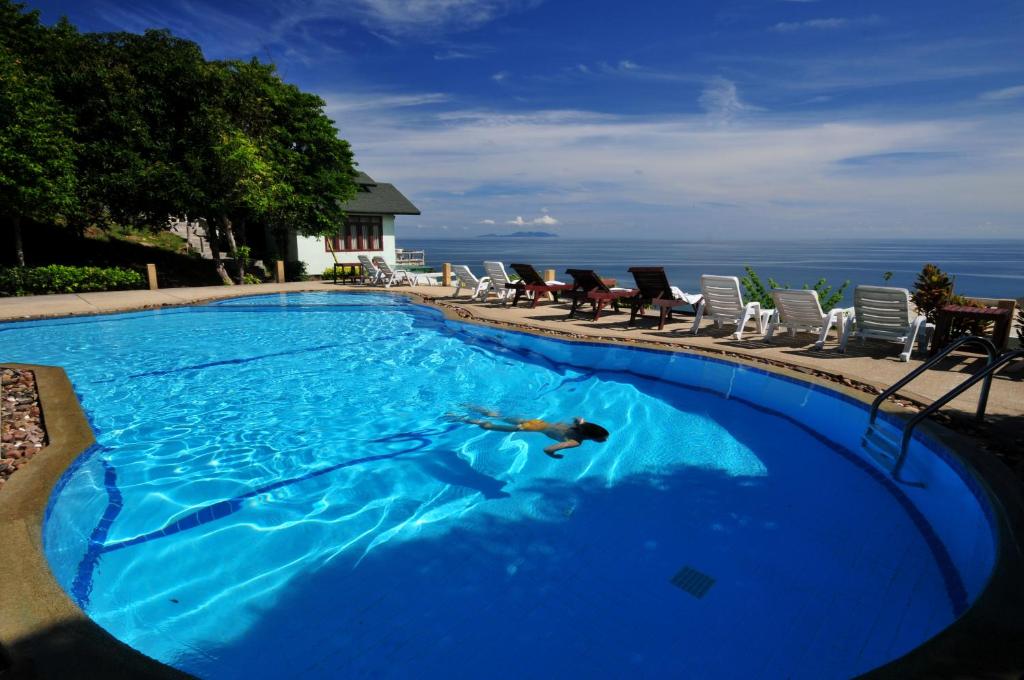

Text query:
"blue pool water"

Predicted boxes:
[[1, 293, 994, 678]]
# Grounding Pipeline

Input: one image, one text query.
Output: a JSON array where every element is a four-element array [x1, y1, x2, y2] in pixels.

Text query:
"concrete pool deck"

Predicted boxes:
[[3, 281, 1018, 459], [1, 281, 1023, 678]]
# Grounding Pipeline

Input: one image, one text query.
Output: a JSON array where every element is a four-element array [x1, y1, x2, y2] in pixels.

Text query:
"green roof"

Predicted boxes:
[[340, 172, 420, 216]]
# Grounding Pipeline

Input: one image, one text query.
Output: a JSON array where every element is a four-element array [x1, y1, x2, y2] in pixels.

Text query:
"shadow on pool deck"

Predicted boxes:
[[0, 619, 188, 680]]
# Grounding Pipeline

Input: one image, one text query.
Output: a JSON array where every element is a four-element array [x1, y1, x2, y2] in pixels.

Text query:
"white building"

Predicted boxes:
[[286, 172, 420, 275]]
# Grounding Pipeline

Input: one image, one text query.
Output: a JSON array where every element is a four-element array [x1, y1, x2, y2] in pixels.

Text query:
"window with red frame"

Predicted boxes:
[[324, 215, 383, 252]]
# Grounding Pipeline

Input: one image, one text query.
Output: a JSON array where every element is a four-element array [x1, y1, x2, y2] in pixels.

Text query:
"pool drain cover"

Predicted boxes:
[[670, 566, 715, 598]]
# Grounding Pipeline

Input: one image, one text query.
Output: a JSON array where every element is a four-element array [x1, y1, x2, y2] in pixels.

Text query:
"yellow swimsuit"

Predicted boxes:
[[518, 419, 549, 432]]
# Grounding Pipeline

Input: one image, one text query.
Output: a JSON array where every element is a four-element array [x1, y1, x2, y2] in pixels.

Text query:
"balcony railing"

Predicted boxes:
[[395, 248, 425, 266]]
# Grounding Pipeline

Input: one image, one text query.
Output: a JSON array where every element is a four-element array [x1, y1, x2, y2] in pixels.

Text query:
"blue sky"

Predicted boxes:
[[31, 0, 1024, 239]]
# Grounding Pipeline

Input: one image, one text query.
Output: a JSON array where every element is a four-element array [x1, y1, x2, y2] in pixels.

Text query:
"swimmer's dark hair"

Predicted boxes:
[[576, 422, 609, 441]]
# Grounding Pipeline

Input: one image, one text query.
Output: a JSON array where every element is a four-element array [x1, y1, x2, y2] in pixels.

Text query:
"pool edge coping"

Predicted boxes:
[[0, 363, 192, 680], [0, 290, 1020, 679]]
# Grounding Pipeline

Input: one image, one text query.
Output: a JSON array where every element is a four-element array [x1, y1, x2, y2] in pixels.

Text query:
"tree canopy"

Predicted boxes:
[[0, 0, 358, 279]]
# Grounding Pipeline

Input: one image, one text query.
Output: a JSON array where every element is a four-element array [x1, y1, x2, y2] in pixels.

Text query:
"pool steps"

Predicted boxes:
[[862, 335, 1023, 485]]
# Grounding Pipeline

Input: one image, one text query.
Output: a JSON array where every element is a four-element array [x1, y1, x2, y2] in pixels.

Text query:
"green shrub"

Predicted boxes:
[[740, 266, 848, 310], [911, 264, 997, 336], [910, 263, 954, 323], [242, 273, 263, 285], [0, 265, 144, 296]]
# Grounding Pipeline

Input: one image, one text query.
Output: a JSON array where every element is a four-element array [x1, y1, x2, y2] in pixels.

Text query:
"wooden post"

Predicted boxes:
[[146, 264, 158, 290], [544, 269, 557, 300], [996, 299, 1015, 350], [442, 263, 452, 287], [276, 260, 285, 284]]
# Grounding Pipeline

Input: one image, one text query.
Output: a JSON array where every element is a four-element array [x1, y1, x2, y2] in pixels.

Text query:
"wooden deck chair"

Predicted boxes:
[[839, 285, 933, 362], [451, 265, 491, 300], [765, 289, 852, 348], [627, 267, 703, 330], [565, 269, 637, 321], [691, 275, 770, 340], [508, 263, 573, 307]]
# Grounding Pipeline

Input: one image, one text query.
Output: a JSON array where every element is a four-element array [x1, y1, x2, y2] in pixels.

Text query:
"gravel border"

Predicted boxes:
[[1, 368, 47, 490]]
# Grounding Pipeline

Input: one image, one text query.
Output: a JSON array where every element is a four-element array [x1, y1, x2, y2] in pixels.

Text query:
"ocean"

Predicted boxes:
[[397, 238, 1024, 305]]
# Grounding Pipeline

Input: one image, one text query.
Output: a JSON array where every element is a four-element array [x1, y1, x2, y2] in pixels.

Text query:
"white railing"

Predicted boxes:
[[395, 248, 425, 266]]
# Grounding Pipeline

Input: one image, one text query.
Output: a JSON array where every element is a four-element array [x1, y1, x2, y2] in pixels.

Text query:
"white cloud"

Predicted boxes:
[[277, 0, 543, 39], [771, 16, 881, 32], [492, 71, 510, 82], [338, 99, 1024, 239], [568, 60, 650, 78], [325, 92, 449, 113], [434, 49, 475, 60], [479, 219, 496, 224], [507, 214, 559, 225], [96, 2, 278, 58], [699, 78, 759, 121], [980, 84, 1024, 101]]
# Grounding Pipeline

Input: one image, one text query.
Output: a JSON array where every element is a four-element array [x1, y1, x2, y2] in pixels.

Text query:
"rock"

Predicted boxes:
[[0, 368, 47, 485]]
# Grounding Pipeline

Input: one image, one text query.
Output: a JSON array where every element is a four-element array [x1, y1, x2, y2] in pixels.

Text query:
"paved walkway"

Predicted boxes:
[[2, 282, 1021, 456], [0, 282, 335, 320]]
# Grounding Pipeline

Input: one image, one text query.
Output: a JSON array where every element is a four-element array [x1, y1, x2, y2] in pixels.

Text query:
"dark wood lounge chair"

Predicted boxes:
[[565, 269, 638, 321], [508, 263, 575, 308], [627, 266, 703, 330]]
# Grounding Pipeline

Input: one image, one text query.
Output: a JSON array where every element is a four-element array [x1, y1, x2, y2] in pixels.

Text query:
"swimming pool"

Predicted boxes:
[[2, 292, 995, 678]]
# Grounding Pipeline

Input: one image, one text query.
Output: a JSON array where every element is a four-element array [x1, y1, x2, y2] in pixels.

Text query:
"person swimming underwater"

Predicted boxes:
[[449, 406, 609, 459]]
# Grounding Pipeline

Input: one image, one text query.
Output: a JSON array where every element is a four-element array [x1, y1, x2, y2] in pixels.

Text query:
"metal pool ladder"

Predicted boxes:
[[861, 336, 1023, 483]]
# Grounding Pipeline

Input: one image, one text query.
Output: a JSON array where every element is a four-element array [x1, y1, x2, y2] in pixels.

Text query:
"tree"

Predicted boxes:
[[266, 81, 359, 245], [1, 3, 359, 278], [196, 59, 358, 283], [45, 27, 213, 232], [0, 49, 77, 265]]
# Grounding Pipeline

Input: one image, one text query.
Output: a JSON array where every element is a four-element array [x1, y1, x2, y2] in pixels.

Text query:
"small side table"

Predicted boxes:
[[929, 304, 1013, 355], [332, 263, 364, 284]]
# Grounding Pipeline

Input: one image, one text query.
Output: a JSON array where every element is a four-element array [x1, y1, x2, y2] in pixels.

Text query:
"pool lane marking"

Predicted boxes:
[[70, 457, 124, 607], [69, 425, 460, 608], [88, 334, 415, 385], [121, 343, 338, 380]]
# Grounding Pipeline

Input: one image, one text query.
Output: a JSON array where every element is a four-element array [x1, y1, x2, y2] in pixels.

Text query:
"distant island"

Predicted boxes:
[[477, 231, 559, 238]]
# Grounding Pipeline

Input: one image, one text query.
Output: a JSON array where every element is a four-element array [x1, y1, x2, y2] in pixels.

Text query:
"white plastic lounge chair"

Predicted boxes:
[[839, 285, 933, 362], [765, 289, 852, 349], [357, 255, 383, 285], [372, 256, 414, 287], [451, 265, 491, 300], [482, 261, 515, 304], [691, 275, 771, 340]]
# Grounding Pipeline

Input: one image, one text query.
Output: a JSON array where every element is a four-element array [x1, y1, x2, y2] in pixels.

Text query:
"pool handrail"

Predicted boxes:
[[891, 348, 1023, 479], [868, 335, 999, 426]]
